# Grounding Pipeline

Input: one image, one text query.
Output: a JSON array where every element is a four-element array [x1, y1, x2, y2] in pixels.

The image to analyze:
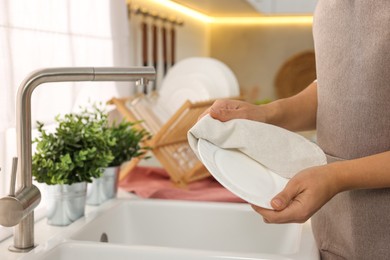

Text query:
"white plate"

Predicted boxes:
[[197, 139, 289, 209], [156, 73, 211, 120], [159, 57, 239, 100], [155, 57, 240, 124]]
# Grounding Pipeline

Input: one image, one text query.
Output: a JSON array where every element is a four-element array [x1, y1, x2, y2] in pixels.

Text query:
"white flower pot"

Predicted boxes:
[[44, 182, 87, 226], [86, 166, 119, 206]]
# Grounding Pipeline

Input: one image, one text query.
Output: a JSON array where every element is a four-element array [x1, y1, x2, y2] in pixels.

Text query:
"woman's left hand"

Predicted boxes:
[[252, 165, 341, 223]]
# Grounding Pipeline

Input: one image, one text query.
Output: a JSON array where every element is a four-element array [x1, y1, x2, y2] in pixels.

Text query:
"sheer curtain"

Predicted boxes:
[[0, 0, 131, 196]]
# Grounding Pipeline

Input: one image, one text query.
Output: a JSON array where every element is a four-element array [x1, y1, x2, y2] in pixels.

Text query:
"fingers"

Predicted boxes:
[[251, 179, 310, 223], [209, 106, 238, 122], [198, 99, 264, 122], [198, 99, 240, 122], [270, 181, 300, 211], [209, 100, 244, 122], [252, 200, 309, 224]]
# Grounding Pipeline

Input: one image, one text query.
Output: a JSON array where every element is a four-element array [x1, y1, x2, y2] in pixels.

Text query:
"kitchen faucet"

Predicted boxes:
[[0, 67, 156, 252]]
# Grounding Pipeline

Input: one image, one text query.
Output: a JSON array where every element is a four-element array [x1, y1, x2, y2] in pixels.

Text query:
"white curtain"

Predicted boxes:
[[0, 0, 131, 196]]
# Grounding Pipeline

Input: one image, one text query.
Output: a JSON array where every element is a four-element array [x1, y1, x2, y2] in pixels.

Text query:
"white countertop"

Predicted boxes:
[[0, 188, 136, 260]]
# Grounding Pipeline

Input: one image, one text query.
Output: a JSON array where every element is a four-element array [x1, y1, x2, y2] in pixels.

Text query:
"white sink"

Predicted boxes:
[[21, 241, 298, 260], [23, 198, 319, 260]]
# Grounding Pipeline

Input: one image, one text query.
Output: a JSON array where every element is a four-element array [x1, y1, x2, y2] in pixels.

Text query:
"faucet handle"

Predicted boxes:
[[0, 157, 41, 227], [9, 157, 18, 196]]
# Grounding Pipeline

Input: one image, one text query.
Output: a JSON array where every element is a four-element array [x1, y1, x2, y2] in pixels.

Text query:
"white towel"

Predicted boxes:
[[188, 115, 327, 179]]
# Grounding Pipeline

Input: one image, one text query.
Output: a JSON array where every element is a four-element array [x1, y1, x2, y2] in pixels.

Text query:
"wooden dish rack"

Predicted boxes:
[[108, 96, 216, 187]]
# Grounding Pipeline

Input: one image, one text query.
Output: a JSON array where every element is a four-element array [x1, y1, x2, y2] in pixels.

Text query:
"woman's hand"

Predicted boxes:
[[252, 165, 341, 223], [199, 99, 269, 122], [252, 151, 390, 223]]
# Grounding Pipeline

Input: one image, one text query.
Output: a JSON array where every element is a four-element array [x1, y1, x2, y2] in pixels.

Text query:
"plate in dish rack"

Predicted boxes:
[[160, 57, 239, 97], [197, 138, 289, 209], [157, 57, 240, 120], [157, 73, 212, 117]]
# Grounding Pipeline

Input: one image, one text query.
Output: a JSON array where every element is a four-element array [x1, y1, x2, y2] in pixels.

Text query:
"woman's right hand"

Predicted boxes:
[[200, 82, 318, 132], [199, 99, 269, 123]]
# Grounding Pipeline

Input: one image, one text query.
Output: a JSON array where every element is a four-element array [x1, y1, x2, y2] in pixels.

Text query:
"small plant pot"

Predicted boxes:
[[86, 166, 119, 206], [44, 182, 87, 226]]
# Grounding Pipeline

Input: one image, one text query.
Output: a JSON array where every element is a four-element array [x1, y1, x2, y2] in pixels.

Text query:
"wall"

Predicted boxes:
[[0, 0, 130, 196], [126, 1, 315, 102], [127, 0, 210, 89], [210, 23, 314, 101]]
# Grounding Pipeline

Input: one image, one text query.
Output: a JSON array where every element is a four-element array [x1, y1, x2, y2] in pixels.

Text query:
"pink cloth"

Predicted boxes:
[[118, 166, 245, 203]]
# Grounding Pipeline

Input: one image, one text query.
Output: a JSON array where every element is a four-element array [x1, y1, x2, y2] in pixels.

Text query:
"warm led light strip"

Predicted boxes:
[[212, 16, 313, 25], [149, 0, 212, 23], [150, 0, 313, 25]]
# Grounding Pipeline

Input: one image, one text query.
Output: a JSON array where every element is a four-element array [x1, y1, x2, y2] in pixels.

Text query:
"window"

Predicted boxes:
[[0, 0, 130, 238]]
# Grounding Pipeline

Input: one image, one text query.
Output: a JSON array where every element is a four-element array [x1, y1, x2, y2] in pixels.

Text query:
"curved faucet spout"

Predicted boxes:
[[16, 67, 155, 190]]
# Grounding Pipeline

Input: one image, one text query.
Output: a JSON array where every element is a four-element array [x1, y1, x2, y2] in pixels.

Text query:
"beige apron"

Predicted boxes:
[[312, 0, 390, 259]]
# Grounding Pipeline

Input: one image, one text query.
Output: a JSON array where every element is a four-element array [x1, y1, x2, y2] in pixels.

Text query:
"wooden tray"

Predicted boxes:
[[275, 51, 316, 98]]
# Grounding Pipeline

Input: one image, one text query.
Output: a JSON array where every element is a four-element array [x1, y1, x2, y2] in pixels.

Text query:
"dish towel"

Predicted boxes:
[[118, 166, 246, 203], [188, 115, 327, 179]]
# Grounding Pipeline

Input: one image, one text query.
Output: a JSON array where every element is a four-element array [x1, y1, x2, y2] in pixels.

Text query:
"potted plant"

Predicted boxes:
[[87, 112, 151, 205], [32, 105, 115, 226]]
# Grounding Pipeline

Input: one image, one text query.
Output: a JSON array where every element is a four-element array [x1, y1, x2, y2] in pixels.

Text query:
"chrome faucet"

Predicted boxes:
[[0, 67, 156, 252]]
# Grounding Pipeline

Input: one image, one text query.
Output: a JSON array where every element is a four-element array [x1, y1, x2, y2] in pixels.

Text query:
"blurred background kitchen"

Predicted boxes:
[[0, 0, 318, 197]]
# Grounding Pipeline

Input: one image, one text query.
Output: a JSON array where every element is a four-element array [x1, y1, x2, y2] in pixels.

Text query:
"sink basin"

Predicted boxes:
[[21, 241, 298, 260], [71, 199, 313, 256], [22, 198, 319, 260]]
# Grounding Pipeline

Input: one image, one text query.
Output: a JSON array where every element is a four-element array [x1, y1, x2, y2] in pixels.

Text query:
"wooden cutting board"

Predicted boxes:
[[274, 51, 316, 99]]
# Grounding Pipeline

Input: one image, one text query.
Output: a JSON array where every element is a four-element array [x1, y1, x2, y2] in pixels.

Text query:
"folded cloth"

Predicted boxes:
[[118, 166, 246, 203], [188, 115, 326, 179]]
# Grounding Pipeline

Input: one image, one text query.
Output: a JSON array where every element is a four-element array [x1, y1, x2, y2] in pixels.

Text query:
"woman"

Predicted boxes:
[[201, 1, 390, 259]]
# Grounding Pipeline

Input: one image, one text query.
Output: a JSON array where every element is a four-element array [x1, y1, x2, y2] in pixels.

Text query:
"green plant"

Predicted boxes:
[[32, 105, 115, 185], [108, 120, 152, 167]]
